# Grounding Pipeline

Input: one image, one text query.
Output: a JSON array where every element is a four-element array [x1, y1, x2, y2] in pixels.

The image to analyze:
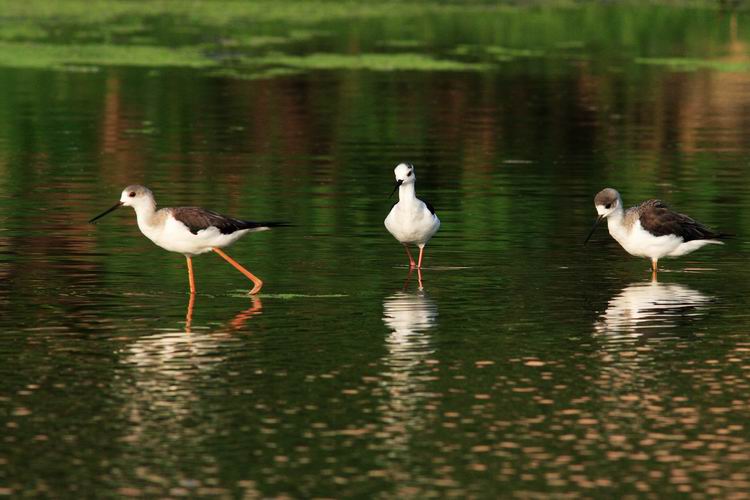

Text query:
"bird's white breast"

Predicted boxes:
[[385, 201, 440, 245], [608, 219, 684, 259]]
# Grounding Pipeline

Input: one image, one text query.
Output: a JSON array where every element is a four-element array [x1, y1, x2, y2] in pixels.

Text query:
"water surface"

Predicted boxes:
[[2, 3, 750, 497]]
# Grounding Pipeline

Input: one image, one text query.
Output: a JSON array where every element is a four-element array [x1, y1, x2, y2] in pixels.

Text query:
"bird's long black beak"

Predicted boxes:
[[389, 179, 404, 199], [584, 215, 604, 245], [89, 201, 123, 224]]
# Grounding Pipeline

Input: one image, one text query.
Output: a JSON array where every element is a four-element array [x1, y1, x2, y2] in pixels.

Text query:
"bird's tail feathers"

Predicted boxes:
[[240, 221, 292, 231]]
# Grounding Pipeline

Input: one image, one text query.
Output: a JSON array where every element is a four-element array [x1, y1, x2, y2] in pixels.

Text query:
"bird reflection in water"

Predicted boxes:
[[185, 294, 263, 333], [380, 290, 438, 458], [128, 294, 264, 369], [117, 295, 263, 456], [595, 280, 713, 337], [383, 291, 437, 350], [402, 267, 424, 291]]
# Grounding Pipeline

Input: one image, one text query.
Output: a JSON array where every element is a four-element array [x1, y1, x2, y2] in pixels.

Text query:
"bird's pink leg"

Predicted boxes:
[[417, 268, 424, 290], [404, 245, 416, 269], [186, 256, 196, 294], [651, 258, 658, 281], [213, 247, 264, 295], [417, 246, 425, 269]]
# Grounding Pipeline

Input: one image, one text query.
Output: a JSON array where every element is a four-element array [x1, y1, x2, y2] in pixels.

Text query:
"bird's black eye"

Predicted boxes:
[[129, 191, 136, 197], [407, 171, 412, 177], [605, 203, 611, 209]]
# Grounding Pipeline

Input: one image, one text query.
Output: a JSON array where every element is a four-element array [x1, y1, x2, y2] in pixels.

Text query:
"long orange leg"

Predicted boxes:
[[186, 256, 196, 294], [417, 268, 424, 291], [651, 258, 658, 282], [212, 247, 264, 295], [404, 245, 416, 269], [417, 245, 425, 269]]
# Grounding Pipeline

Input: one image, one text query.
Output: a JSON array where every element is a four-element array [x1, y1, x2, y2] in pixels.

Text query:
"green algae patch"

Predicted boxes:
[[635, 57, 750, 72], [379, 40, 426, 49], [0, 41, 486, 75], [222, 30, 328, 49], [487, 46, 545, 59], [229, 293, 349, 299], [0, 1, 513, 27], [208, 67, 303, 81], [0, 23, 48, 42], [249, 52, 489, 72], [0, 42, 216, 69], [209, 51, 487, 80], [453, 44, 545, 61]]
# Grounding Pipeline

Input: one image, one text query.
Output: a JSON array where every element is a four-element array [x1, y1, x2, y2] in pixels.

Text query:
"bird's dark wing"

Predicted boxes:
[[172, 207, 286, 235], [422, 199, 436, 215], [638, 200, 724, 242]]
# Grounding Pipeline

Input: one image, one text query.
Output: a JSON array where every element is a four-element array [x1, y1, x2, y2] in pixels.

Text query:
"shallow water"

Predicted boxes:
[[2, 3, 750, 497]]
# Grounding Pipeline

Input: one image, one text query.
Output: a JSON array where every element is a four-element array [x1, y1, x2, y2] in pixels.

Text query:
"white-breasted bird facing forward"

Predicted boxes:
[[385, 163, 440, 269]]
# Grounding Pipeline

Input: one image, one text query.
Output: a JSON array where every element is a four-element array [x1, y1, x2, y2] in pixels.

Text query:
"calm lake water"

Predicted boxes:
[[2, 3, 750, 497]]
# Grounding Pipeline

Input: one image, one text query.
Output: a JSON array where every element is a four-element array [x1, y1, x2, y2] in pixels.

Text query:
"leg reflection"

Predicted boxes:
[[185, 292, 196, 333], [401, 266, 424, 291], [184, 295, 263, 334], [229, 296, 263, 331], [402, 266, 414, 291]]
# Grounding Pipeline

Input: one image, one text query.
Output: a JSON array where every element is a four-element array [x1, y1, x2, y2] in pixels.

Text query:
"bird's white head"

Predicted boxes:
[[120, 185, 155, 208], [394, 162, 416, 186], [593, 188, 622, 218], [389, 163, 417, 199], [89, 184, 156, 224]]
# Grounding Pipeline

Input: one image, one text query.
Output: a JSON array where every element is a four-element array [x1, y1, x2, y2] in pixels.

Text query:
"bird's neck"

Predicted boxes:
[[134, 200, 158, 227], [398, 183, 417, 203], [606, 207, 626, 232]]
